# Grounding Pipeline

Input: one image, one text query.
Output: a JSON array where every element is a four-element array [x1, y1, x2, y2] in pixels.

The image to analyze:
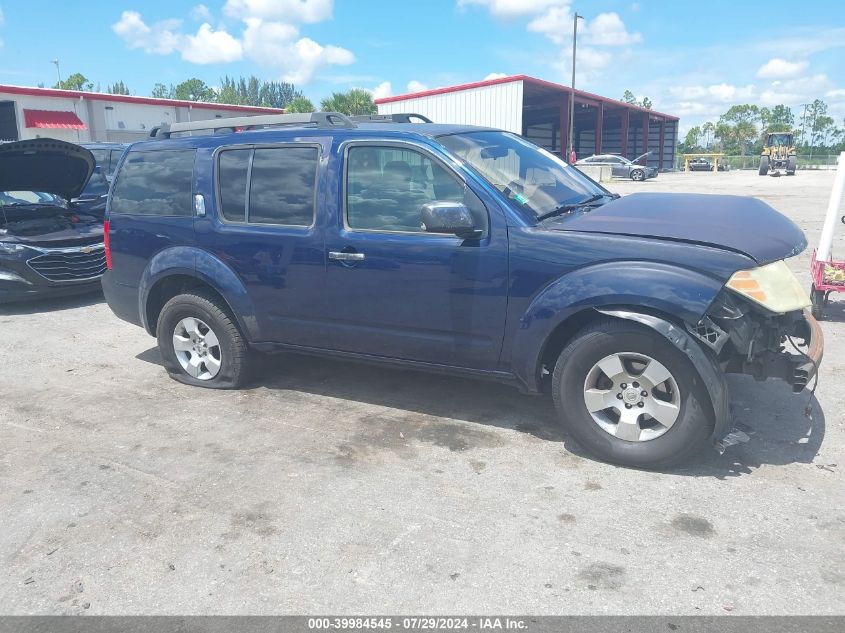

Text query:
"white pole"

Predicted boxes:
[[817, 151, 845, 261]]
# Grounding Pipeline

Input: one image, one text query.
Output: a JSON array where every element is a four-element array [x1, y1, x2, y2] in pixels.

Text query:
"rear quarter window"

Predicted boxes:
[[110, 149, 195, 216]]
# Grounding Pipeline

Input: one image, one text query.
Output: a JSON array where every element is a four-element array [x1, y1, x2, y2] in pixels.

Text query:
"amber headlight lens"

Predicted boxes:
[[725, 260, 810, 314]]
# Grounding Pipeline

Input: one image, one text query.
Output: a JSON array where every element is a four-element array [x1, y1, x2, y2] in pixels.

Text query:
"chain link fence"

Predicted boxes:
[[675, 154, 840, 171]]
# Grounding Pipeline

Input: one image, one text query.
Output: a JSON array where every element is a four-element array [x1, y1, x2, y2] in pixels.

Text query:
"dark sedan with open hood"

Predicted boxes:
[[0, 139, 105, 302]]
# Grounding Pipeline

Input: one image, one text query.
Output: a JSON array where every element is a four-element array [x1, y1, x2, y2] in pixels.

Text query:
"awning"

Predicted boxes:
[[23, 109, 87, 130]]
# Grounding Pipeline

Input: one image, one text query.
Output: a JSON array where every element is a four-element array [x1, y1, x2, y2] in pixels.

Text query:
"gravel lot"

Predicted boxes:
[[1, 170, 843, 615]]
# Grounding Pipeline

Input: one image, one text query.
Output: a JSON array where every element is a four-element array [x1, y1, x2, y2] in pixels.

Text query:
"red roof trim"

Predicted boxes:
[[23, 108, 87, 130], [0, 84, 284, 114], [374, 74, 678, 121]]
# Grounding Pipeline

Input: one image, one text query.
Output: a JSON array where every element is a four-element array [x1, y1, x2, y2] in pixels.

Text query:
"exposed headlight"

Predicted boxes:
[[725, 260, 810, 314], [0, 241, 29, 255]]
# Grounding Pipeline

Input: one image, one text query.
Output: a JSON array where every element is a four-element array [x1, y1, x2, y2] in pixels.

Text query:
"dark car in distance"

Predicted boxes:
[[0, 139, 106, 302], [101, 112, 822, 468]]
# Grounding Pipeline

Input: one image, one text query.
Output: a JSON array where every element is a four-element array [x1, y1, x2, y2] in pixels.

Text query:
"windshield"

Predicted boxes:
[[0, 191, 64, 206], [438, 131, 607, 217]]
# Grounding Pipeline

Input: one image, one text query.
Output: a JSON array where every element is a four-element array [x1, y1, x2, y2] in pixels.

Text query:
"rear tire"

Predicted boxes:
[[631, 169, 645, 182], [758, 155, 769, 175], [551, 319, 713, 469], [156, 290, 249, 389]]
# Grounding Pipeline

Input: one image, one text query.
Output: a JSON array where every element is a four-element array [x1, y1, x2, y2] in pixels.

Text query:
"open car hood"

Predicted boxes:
[[0, 138, 95, 200], [544, 192, 807, 264]]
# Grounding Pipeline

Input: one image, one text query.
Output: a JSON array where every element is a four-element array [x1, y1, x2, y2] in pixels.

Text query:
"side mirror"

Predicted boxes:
[[420, 202, 482, 239]]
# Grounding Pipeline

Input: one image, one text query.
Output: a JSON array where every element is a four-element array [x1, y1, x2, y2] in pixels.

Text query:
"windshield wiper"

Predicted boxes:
[[536, 193, 615, 221]]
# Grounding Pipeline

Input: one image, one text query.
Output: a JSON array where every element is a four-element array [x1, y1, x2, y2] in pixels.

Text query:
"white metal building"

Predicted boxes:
[[0, 84, 283, 144], [376, 75, 679, 170]]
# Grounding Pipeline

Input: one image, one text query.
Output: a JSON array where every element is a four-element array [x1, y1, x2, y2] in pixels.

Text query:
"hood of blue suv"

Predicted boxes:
[[543, 192, 806, 265], [0, 138, 95, 200]]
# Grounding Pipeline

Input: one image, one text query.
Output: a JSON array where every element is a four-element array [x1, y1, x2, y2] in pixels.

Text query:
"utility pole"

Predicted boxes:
[[51, 59, 63, 88], [568, 12, 584, 162]]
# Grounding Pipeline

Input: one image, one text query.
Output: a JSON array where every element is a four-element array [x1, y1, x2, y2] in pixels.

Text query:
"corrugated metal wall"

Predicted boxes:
[[378, 81, 524, 133]]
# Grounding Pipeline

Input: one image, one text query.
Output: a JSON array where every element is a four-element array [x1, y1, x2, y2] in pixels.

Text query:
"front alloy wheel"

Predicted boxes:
[[552, 319, 713, 468], [583, 352, 681, 442]]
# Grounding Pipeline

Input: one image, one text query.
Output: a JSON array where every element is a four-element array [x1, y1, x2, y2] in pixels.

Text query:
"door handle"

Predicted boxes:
[[328, 251, 365, 262]]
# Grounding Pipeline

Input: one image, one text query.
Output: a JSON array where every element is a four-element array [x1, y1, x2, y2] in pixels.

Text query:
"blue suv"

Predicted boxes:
[[102, 112, 822, 468]]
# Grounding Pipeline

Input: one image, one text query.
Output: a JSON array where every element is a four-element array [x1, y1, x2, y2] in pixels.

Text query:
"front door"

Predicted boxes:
[[324, 141, 509, 370]]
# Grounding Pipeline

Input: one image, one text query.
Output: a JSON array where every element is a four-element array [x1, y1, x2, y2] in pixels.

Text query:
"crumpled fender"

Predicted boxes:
[[596, 308, 730, 443], [509, 261, 725, 392], [138, 246, 259, 341]]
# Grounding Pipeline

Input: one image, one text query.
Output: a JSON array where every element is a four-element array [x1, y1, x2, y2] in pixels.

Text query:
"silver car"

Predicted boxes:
[[576, 152, 658, 181]]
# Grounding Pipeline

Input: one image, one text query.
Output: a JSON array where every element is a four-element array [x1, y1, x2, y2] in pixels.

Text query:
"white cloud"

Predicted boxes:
[[458, 0, 569, 18], [182, 23, 243, 64], [527, 6, 571, 44], [223, 0, 333, 23], [191, 4, 211, 20], [112, 11, 182, 55], [759, 74, 832, 106], [826, 88, 845, 99], [584, 12, 641, 46], [407, 80, 428, 93], [370, 81, 392, 100], [113, 4, 353, 85], [484, 72, 508, 80], [669, 83, 756, 103], [756, 58, 809, 79]]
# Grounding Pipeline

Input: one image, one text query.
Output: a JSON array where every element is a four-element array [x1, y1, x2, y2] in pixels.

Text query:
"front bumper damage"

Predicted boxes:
[[597, 295, 824, 452]]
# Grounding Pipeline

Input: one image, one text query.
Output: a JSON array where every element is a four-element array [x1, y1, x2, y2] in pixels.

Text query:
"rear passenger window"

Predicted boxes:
[[110, 150, 195, 216], [217, 146, 318, 226]]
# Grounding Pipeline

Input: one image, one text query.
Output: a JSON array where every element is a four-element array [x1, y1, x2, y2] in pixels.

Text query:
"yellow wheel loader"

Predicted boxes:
[[759, 132, 796, 176]]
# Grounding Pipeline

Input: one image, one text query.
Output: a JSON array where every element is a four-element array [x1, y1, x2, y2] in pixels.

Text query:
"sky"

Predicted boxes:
[[0, 0, 844, 134]]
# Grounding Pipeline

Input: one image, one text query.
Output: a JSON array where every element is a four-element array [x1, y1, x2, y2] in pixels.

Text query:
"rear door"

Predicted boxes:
[[197, 141, 330, 346], [322, 140, 509, 370]]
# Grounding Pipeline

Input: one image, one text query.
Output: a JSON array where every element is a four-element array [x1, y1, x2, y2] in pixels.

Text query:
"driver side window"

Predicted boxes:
[[346, 145, 484, 234]]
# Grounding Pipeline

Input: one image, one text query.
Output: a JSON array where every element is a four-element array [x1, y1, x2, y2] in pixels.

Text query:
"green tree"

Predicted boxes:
[[217, 75, 304, 108], [107, 81, 130, 95], [717, 105, 761, 156], [680, 126, 702, 154], [621, 90, 652, 109], [701, 121, 715, 149], [54, 72, 93, 91], [760, 104, 794, 133], [151, 83, 175, 99], [320, 89, 377, 115], [174, 78, 216, 102], [286, 96, 316, 113]]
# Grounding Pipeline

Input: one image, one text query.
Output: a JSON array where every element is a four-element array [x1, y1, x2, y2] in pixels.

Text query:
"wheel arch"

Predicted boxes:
[[139, 247, 259, 341]]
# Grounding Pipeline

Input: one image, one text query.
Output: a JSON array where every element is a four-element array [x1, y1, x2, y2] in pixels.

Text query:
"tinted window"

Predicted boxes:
[[218, 149, 250, 222], [89, 149, 109, 171], [249, 147, 317, 226], [108, 149, 124, 175], [111, 150, 195, 216], [346, 145, 479, 233]]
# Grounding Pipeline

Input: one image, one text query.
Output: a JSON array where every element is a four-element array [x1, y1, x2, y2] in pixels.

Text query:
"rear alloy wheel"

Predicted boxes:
[[631, 169, 645, 182], [552, 319, 712, 468], [157, 291, 249, 388]]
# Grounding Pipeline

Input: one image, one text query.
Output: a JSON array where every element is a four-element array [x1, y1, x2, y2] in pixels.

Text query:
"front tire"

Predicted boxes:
[[551, 319, 713, 469], [758, 155, 769, 175], [787, 155, 796, 175], [630, 169, 645, 182], [156, 291, 249, 389], [811, 286, 825, 320]]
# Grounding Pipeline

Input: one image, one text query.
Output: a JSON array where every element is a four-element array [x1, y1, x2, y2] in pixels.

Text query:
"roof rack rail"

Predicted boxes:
[[349, 113, 432, 124], [149, 111, 356, 138]]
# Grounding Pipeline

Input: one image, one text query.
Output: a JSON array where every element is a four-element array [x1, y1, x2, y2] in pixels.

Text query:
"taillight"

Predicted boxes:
[[103, 220, 113, 270]]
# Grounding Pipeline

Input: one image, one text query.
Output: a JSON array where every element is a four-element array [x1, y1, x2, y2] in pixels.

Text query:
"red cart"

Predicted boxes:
[[810, 249, 845, 319]]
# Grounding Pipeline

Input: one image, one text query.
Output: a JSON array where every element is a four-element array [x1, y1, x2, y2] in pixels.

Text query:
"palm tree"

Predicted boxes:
[[320, 89, 377, 116], [286, 96, 316, 113]]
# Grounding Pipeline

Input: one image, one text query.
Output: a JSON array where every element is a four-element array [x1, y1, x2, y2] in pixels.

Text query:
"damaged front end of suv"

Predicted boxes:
[[690, 260, 822, 394]]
